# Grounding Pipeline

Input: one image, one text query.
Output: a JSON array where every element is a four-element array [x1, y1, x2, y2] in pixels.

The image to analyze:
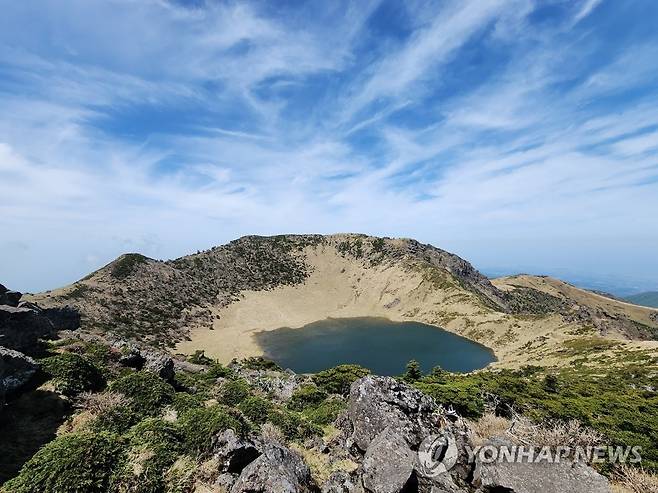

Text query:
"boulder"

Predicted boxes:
[[0, 346, 38, 404], [231, 441, 317, 493], [0, 283, 21, 307], [40, 306, 81, 331], [347, 376, 440, 451], [212, 429, 262, 474], [361, 427, 416, 493], [142, 350, 175, 381], [474, 439, 611, 493], [0, 305, 56, 353], [321, 471, 358, 493]]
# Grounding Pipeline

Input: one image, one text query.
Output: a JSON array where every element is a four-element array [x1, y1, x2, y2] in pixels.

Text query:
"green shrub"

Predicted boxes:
[[238, 396, 273, 425], [241, 356, 282, 371], [109, 371, 175, 416], [288, 384, 328, 411], [172, 392, 206, 415], [312, 364, 370, 395], [4, 432, 124, 493], [110, 253, 149, 279], [178, 406, 248, 454], [218, 379, 250, 407], [268, 408, 321, 441], [113, 419, 183, 493], [403, 359, 422, 382], [302, 397, 345, 426], [41, 352, 105, 396], [91, 404, 143, 434]]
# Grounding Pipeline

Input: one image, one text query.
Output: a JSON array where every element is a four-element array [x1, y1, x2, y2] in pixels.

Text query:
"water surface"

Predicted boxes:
[[255, 317, 495, 375]]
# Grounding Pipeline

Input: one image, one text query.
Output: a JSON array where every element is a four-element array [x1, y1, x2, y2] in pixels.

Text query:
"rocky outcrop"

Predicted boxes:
[[361, 426, 416, 493], [346, 376, 440, 452], [212, 429, 261, 474], [0, 286, 80, 354], [0, 306, 56, 353], [475, 440, 611, 493], [338, 376, 612, 493], [0, 283, 22, 307], [230, 440, 318, 493], [142, 351, 175, 381], [0, 347, 38, 404]]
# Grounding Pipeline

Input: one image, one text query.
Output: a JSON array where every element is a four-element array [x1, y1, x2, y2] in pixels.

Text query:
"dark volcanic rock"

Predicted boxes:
[[347, 376, 440, 452], [361, 427, 416, 493], [474, 441, 611, 493], [231, 441, 317, 493], [0, 306, 56, 353], [212, 429, 261, 474], [0, 284, 22, 307], [142, 350, 175, 381], [40, 307, 80, 331], [321, 471, 357, 493], [0, 346, 38, 404]]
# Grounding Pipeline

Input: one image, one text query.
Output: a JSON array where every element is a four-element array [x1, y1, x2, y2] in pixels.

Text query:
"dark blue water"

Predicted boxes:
[[255, 317, 496, 376]]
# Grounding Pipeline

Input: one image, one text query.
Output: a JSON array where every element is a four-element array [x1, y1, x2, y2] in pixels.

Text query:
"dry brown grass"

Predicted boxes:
[[469, 412, 603, 449], [612, 465, 658, 493], [261, 422, 286, 443], [76, 390, 129, 415], [510, 416, 603, 448], [468, 412, 512, 445]]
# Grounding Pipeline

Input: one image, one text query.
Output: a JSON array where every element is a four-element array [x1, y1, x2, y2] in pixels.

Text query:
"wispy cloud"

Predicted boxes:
[[0, 0, 657, 292]]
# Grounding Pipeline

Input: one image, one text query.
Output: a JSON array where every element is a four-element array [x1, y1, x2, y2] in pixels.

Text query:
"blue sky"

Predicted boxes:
[[1, 0, 657, 294]]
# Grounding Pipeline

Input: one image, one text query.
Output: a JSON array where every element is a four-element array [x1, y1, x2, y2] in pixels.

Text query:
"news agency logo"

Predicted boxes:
[[417, 433, 642, 478], [417, 433, 459, 477]]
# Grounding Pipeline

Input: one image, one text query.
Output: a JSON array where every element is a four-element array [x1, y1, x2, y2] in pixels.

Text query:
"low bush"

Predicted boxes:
[[3, 432, 124, 493], [218, 379, 250, 407], [109, 371, 175, 416], [178, 406, 248, 454], [241, 356, 282, 372], [238, 395, 273, 425], [41, 353, 105, 396], [312, 364, 370, 395], [302, 397, 345, 426], [288, 384, 328, 412], [112, 418, 183, 493], [268, 408, 321, 441]]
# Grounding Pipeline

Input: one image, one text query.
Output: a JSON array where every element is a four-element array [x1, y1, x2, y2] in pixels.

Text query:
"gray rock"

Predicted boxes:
[[1, 346, 38, 404], [117, 344, 146, 368], [347, 376, 440, 451], [231, 441, 317, 493], [142, 351, 175, 381], [474, 440, 611, 493], [321, 471, 358, 493], [40, 306, 81, 331], [212, 429, 262, 474], [0, 305, 56, 353], [361, 427, 416, 493], [0, 283, 21, 307]]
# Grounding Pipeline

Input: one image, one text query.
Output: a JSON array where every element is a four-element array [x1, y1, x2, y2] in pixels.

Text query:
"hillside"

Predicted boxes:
[[5, 234, 658, 492], [626, 291, 658, 308], [27, 234, 658, 369]]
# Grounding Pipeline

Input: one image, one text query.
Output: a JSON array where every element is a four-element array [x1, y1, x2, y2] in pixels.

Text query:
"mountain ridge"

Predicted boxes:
[[26, 234, 658, 369]]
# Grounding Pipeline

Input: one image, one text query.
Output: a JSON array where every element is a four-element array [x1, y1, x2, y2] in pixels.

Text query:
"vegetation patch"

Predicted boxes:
[[110, 254, 150, 280], [109, 371, 175, 416], [41, 353, 105, 396], [3, 432, 124, 493], [312, 364, 370, 395]]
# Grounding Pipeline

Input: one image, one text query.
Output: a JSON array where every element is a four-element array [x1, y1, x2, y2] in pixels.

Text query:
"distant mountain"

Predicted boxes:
[[625, 291, 658, 308]]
